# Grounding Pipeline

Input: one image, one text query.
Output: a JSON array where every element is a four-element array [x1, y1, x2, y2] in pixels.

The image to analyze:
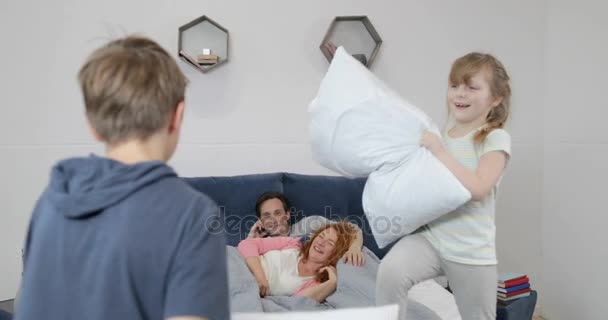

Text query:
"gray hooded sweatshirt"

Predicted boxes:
[[16, 156, 229, 320]]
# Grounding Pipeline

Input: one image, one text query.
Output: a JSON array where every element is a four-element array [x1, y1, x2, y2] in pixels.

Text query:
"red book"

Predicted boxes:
[[498, 276, 529, 288], [497, 287, 532, 299]]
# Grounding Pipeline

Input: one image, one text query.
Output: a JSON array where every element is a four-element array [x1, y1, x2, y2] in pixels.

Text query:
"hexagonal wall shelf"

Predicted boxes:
[[178, 15, 229, 73], [320, 16, 382, 68]]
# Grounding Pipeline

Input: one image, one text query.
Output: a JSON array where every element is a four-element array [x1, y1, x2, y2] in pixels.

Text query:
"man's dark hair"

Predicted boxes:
[[255, 191, 290, 218]]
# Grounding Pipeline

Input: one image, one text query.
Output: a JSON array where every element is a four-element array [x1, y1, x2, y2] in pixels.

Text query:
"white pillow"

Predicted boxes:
[[309, 47, 471, 248], [232, 304, 399, 320]]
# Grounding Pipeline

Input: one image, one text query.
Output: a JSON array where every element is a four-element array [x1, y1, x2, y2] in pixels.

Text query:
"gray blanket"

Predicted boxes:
[[227, 246, 442, 319]]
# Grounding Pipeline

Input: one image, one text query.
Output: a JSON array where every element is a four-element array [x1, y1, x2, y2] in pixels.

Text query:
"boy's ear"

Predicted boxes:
[[87, 121, 104, 142], [168, 101, 185, 134]]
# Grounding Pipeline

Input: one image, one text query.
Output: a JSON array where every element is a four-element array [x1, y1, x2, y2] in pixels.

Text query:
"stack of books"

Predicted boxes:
[[497, 272, 531, 303], [196, 54, 219, 66]]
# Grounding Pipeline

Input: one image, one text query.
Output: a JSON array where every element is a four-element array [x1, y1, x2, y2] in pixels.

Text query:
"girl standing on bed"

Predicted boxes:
[[377, 52, 512, 320], [238, 221, 355, 302]]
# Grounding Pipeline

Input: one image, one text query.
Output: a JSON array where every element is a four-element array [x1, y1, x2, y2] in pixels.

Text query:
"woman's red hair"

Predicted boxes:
[[299, 221, 356, 282]]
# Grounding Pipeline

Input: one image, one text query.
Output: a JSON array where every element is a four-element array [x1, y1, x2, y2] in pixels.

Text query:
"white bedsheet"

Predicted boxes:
[[409, 280, 462, 320]]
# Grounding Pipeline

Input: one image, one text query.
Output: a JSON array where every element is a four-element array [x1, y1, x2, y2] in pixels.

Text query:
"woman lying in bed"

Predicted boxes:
[[237, 221, 355, 302]]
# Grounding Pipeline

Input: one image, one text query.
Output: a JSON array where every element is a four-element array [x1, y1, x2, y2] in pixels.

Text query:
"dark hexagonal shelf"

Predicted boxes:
[[178, 15, 229, 73], [320, 16, 383, 68]]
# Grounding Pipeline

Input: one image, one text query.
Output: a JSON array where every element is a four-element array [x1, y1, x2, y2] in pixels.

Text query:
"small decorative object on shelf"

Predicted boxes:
[[319, 15, 382, 68], [178, 15, 229, 73]]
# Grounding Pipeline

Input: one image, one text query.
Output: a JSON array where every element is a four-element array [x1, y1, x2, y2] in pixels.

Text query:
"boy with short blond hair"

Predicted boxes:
[[16, 36, 229, 320]]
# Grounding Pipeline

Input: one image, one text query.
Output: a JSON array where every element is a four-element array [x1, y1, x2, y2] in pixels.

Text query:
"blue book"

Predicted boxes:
[[497, 282, 530, 294]]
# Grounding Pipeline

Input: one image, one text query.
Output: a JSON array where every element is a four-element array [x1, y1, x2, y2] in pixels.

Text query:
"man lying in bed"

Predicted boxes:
[[247, 192, 365, 266]]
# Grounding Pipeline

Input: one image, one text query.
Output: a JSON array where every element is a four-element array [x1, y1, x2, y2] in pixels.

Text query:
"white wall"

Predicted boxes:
[[0, 0, 545, 312], [541, 1, 608, 319]]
